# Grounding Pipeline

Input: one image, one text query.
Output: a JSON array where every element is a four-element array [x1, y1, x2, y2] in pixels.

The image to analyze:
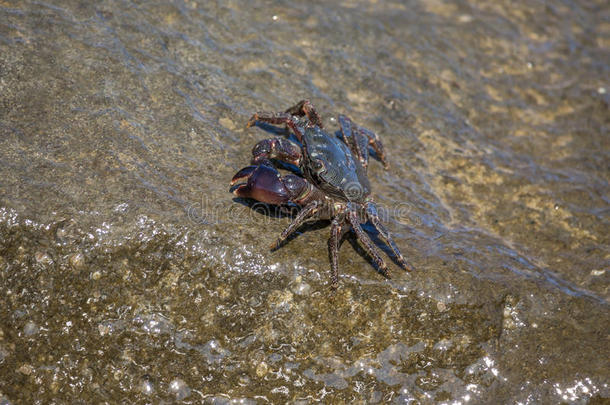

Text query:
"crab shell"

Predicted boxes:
[[301, 125, 371, 203]]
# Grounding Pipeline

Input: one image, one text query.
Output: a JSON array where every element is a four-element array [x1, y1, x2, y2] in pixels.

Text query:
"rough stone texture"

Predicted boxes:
[[0, 0, 608, 403]]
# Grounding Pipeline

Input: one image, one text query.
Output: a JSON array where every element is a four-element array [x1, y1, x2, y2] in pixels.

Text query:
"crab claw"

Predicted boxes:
[[230, 165, 292, 205]]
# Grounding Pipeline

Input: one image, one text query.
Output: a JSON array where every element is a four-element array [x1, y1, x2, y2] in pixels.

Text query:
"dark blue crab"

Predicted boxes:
[[230, 100, 413, 288]]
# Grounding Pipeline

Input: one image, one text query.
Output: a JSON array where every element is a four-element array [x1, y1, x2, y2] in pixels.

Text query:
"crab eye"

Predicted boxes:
[[312, 159, 325, 173]]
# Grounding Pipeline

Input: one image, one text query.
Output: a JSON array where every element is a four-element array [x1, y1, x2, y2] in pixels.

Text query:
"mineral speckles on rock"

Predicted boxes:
[[22, 321, 38, 337], [17, 364, 34, 376], [219, 117, 236, 130], [267, 289, 294, 312], [138, 376, 155, 396], [290, 276, 311, 296], [255, 361, 269, 378], [68, 252, 85, 271], [168, 378, 191, 400], [34, 251, 52, 266]]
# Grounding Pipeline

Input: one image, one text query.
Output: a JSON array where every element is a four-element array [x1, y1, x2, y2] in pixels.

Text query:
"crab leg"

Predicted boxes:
[[246, 111, 292, 128], [346, 207, 389, 278], [338, 114, 388, 170], [271, 200, 320, 249], [365, 202, 413, 272], [246, 112, 305, 142], [284, 99, 324, 128], [250, 137, 302, 166], [357, 124, 388, 169], [339, 114, 370, 169]]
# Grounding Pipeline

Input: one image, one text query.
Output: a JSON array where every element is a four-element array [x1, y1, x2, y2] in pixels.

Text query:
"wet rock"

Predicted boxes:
[[0, 0, 608, 403], [255, 361, 268, 378], [68, 253, 85, 271], [168, 378, 190, 401], [267, 289, 293, 312], [138, 376, 155, 396], [17, 364, 33, 376], [34, 252, 52, 266], [22, 321, 38, 337], [0, 397, 12, 405], [290, 276, 311, 296]]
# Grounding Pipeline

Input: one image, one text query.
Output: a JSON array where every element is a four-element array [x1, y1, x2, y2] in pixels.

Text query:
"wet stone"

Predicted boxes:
[[17, 364, 33, 376], [22, 321, 38, 337], [168, 378, 190, 401], [0, 0, 608, 403], [219, 117, 236, 130], [138, 377, 154, 396], [68, 253, 85, 271], [255, 361, 269, 378], [238, 374, 251, 386], [290, 276, 311, 296], [267, 289, 294, 312], [34, 252, 52, 266]]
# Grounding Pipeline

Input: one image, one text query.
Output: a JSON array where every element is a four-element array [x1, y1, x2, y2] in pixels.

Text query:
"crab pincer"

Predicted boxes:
[[231, 164, 309, 206]]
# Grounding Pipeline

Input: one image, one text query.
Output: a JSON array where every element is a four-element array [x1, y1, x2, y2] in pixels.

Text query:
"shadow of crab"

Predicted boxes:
[[233, 196, 401, 280]]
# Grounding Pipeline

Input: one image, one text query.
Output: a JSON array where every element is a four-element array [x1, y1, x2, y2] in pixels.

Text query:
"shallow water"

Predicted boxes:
[[0, 0, 608, 403]]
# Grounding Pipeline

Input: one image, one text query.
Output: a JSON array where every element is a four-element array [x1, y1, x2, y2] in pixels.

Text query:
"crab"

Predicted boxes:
[[230, 100, 413, 288]]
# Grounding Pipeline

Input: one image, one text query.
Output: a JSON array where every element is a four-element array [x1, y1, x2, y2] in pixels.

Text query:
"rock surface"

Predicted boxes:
[[0, 0, 608, 403]]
